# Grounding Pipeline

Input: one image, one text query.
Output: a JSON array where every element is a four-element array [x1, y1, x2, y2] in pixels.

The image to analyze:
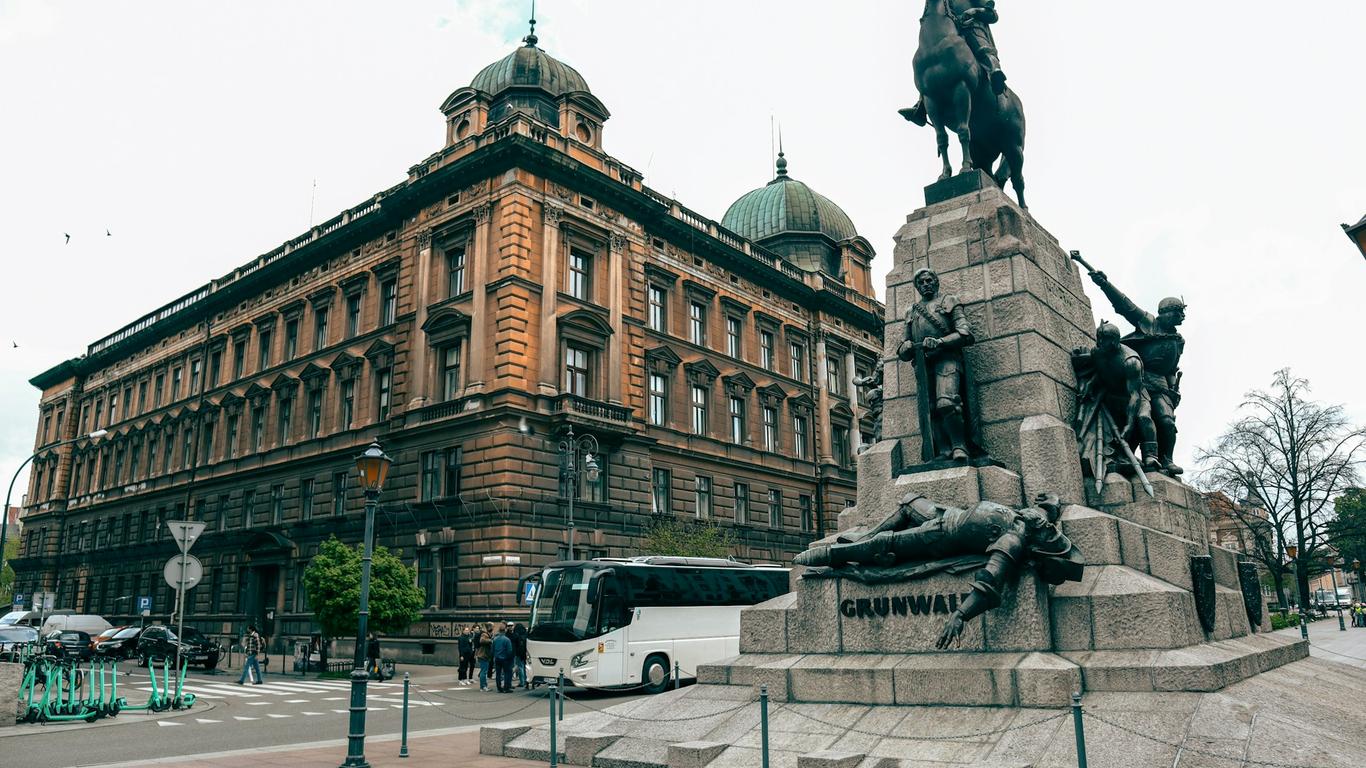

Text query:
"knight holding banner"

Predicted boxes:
[[896, 268, 975, 462]]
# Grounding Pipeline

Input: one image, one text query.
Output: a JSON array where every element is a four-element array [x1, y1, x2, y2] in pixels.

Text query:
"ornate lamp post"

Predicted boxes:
[[2, 429, 108, 594], [556, 425, 600, 561], [1286, 543, 1307, 640], [340, 441, 392, 768], [1328, 556, 1347, 631]]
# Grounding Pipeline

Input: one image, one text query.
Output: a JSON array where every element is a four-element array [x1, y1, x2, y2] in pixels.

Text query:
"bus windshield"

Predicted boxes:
[[528, 566, 603, 643]]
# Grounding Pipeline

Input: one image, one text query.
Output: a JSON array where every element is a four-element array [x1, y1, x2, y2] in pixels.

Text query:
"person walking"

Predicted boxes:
[[365, 631, 383, 680], [509, 621, 530, 689], [237, 625, 265, 685], [492, 624, 515, 693], [475, 623, 493, 691], [457, 625, 476, 684]]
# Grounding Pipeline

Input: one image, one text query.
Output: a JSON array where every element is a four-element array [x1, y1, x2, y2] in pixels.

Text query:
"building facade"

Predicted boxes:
[[11, 32, 883, 659]]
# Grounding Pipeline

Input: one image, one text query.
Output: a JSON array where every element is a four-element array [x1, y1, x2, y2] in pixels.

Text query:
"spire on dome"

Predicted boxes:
[[524, 0, 538, 46], [774, 128, 788, 180]]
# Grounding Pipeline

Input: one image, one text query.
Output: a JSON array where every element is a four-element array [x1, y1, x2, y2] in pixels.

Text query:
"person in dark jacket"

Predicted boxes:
[[365, 632, 383, 680], [457, 625, 476, 685], [475, 623, 493, 691], [509, 621, 530, 689], [491, 624, 515, 693]]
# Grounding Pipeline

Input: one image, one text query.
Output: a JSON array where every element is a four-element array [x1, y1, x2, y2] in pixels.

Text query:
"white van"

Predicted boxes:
[[1, 610, 72, 628], [40, 614, 112, 636]]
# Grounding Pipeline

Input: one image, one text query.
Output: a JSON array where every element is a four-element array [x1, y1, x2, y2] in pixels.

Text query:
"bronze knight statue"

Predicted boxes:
[[897, 268, 975, 462], [794, 492, 1084, 649]]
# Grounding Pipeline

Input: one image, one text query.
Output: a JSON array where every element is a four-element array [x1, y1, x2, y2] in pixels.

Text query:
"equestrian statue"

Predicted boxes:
[[901, 0, 1027, 207]]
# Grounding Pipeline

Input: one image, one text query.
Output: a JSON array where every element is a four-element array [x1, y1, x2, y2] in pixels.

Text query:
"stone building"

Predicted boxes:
[[10, 30, 882, 660], [1204, 490, 1273, 556]]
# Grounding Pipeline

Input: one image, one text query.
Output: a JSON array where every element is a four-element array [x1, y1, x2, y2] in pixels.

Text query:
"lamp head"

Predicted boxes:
[[87, 429, 109, 440], [583, 452, 601, 483], [354, 441, 393, 493]]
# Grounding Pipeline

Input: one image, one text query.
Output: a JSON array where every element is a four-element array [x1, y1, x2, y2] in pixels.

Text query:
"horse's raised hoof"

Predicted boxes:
[[938, 171, 952, 181]]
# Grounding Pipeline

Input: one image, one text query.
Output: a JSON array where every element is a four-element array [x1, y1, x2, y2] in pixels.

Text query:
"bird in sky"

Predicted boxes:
[[11, 341, 17, 348], [64, 233, 70, 244], [106, 228, 112, 236]]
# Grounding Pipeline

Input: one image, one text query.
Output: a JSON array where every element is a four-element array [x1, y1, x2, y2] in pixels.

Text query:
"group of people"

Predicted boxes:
[[1344, 602, 1366, 627], [456, 621, 529, 693]]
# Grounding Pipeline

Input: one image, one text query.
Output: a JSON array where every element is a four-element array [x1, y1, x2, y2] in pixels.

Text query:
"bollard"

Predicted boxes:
[[399, 672, 410, 758], [673, 660, 680, 691], [1299, 611, 1308, 639], [557, 668, 565, 722], [760, 684, 770, 768], [1071, 692, 1088, 768], [549, 683, 559, 768]]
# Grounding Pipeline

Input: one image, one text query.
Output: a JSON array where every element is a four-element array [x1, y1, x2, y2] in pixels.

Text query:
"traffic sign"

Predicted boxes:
[[137, 595, 152, 613], [163, 555, 204, 590], [12, 593, 23, 607], [165, 520, 206, 554], [523, 581, 540, 606]]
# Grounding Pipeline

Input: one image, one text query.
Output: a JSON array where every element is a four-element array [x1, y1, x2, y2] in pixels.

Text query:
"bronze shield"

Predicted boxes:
[[1238, 561, 1264, 629], [1190, 555, 1217, 634]]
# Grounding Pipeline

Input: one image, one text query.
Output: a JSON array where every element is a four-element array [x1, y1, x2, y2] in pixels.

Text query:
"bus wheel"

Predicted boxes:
[[642, 655, 671, 695]]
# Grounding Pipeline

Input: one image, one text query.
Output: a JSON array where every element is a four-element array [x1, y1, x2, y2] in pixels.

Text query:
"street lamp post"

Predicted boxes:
[[556, 425, 600, 561], [340, 441, 392, 768], [2, 429, 108, 601], [1355, 559, 1363, 603], [1286, 543, 1307, 640], [1328, 557, 1347, 631]]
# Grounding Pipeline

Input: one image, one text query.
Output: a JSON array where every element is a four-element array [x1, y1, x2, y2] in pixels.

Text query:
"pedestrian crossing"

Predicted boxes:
[[132, 677, 400, 700]]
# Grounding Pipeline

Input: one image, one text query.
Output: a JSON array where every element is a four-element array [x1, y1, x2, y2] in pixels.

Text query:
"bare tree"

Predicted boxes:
[[1196, 369, 1366, 610]]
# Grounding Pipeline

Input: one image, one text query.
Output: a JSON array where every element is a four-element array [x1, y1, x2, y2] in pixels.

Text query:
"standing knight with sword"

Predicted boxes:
[[896, 268, 976, 462]]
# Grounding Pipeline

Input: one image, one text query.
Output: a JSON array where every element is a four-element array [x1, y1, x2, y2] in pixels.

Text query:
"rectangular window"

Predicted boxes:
[[417, 551, 436, 610], [694, 475, 712, 520], [128, 440, 141, 479], [109, 393, 119, 423], [314, 307, 329, 350], [226, 414, 239, 459], [832, 425, 850, 467], [113, 446, 125, 484], [200, 421, 214, 464], [252, 404, 266, 452], [138, 382, 148, 413], [421, 451, 441, 501], [690, 385, 708, 435], [276, 397, 293, 445], [380, 279, 397, 326], [734, 482, 750, 525], [333, 472, 348, 516], [763, 406, 779, 451], [689, 302, 707, 345], [442, 345, 462, 401], [122, 387, 132, 418], [726, 316, 742, 358], [193, 498, 207, 522], [799, 495, 814, 533], [790, 342, 805, 381], [301, 478, 315, 520], [340, 379, 355, 429], [768, 488, 783, 527], [244, 490, 256, 528], [563, 344, 591, 397], [729, 396, 746, 444], [651, 468, 671, 516], [233, 340, 246, 380], [346, 294, 362, 338], [162, 428, 174, 471], [294, 563, 310, 612], [173, 368, 186, 400], [447, 245, 466, 296], [93, 398, 104, 428], [145, 435, 157, 477], [257, 330, 272, 371], [567, 247, 592, 300], [217, 494, 230, 531], [760, 330, 775, 371], [209, 351, 222, 389], [439, 548, 459, 610], [443, 447, 462, 499], [307, 390, 323, 437], [648, 285, 667, 332], [827, 355, 844, 396], [794, 414, 809, 460], [271, 484, 284, 525], [376, 368, 392, 420], [648, 373, 668, 426], [189, 360, 202, 394], [284, 319, 299, 360]]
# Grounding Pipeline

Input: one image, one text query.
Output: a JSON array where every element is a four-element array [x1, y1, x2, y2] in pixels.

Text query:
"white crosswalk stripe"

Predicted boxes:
[[196, 718, 221, 723], [285, 699, 309, 703], [300, 711, 325, 716], [331, 709, 348, 713], [233, 716, 259, 721], [368, 696, 433, 706], [267, 713, 291, 718], [156, 721, 182, 727]]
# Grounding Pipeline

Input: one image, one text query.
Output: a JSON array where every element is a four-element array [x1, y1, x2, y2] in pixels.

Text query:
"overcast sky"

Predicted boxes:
[[2, 0, 1363, 504]]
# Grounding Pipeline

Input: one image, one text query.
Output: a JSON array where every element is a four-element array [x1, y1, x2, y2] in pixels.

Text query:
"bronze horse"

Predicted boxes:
[[912, 0, 1027, 207]]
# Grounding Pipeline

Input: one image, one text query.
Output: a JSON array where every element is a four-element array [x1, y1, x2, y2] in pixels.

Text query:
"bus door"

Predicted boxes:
[[588, 571, 627, 683]]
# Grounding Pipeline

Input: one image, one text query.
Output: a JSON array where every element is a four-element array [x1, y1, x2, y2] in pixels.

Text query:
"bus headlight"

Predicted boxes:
[[570, 651, 591, 668]]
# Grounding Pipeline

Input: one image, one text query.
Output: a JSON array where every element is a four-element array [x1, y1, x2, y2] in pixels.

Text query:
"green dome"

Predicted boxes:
[[721, 154, 858, 243], [469, 36, 591, 98]]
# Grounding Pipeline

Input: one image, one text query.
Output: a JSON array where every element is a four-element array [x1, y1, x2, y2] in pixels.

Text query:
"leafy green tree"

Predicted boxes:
[[1328, 488, 1366, 594], [641, 516, 736, 558], [1, 535, 17, 605], [304, 536, 425, 646]]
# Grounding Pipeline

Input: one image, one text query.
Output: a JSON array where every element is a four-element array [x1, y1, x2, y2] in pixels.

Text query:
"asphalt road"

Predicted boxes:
[[5, 660, 646, 768]]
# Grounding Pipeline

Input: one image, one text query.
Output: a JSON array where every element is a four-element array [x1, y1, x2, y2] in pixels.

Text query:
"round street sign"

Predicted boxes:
[[163, 554, 204, 590]]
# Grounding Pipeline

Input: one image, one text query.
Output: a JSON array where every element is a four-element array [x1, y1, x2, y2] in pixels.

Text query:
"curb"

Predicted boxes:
[[0, 699, 217, 738]]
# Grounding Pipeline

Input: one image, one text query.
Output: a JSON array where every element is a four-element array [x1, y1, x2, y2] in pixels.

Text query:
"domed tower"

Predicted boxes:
[[722, 151, 875, 296], [437, 20, 610, 150]]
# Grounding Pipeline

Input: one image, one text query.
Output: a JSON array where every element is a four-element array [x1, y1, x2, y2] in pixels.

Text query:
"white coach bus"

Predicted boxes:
[[524, 556, 789, 693]]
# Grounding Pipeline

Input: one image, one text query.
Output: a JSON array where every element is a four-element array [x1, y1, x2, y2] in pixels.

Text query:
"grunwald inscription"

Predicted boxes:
[[840, 592, 970, 620]]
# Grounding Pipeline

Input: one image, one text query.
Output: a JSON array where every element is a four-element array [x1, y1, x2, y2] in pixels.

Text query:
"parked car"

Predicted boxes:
[[40, 614, 112, 636], [44, 630, 94, 661], [92, 626, 142, 660], [0, 625, 40, 660], [137, 625, 222, 670], [1, 609, 72, 628]]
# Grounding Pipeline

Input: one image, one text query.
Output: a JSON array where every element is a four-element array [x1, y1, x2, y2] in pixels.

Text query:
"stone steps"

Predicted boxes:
[[1061, 633, 1309, 692]]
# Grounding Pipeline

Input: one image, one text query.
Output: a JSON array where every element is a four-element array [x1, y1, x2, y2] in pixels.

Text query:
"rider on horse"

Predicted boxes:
[[903, 0, 1008, 127]]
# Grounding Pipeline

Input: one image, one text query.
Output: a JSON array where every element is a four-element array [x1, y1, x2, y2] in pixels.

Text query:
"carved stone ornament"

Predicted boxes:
[[609, 232, 629, 253], [473, 202, 492, 223], [543, 204, 563, 226], [1190, 555, 1217, 634], [1238, 561, 1264, 629], [417, 228, 433, 250]]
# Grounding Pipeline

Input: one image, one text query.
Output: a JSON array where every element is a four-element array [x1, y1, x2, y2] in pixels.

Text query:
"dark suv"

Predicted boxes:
[[137, 626, 222, 670]]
